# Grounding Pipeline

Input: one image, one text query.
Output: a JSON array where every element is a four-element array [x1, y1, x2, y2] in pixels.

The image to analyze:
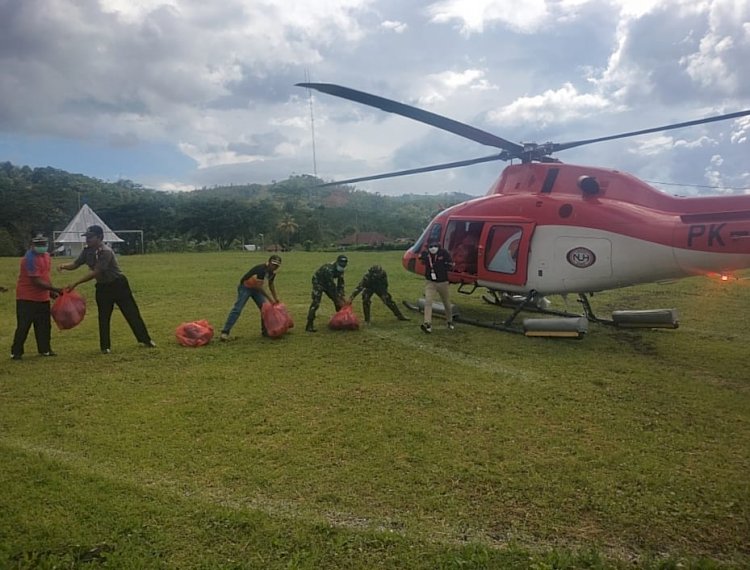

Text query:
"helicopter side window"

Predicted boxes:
[[447, 220, 481, 274], [485, 226, 522, 274]]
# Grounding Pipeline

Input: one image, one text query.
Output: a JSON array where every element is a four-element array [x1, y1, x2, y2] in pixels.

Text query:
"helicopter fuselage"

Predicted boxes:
[[403, 162, 750, 295]]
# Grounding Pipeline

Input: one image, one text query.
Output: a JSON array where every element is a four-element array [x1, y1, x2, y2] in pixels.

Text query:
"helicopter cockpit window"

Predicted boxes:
[[486, 225, 523, 274], [409, 223, 442, 254], [446, 220, 482, 274]]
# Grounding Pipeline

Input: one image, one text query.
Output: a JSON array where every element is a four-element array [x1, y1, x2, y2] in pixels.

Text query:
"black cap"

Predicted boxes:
[[269, 255, 282, 266], [428, 240, 440, 247], [82, 225, 104, 238], [336, 255, 348, 266], [31, 233, 48, 244]]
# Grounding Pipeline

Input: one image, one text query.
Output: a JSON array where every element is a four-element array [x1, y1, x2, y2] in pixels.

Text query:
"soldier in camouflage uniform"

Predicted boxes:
[[305, 254, 348, 332], [349, 265, 409, 324]]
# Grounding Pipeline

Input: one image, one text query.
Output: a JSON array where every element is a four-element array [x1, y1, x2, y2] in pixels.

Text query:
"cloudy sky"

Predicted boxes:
[[1, 0, 749, 196]]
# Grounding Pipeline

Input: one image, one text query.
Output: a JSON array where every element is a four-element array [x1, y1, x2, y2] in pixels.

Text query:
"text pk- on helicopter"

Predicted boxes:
[[298, 83, 750, 338]]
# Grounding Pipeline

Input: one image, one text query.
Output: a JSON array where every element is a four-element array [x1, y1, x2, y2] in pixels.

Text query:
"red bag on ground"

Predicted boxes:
[[175, 320, 214, 347], [51, 290, 86, 330], [262, 303, 293, 338], [329, 304, 360, 330]]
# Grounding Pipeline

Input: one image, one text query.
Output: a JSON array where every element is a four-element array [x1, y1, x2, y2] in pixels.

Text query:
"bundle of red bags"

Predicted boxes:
[[329, 304, 360, 330], [175, 320, 214, 347], [261, 303, 294, 338], [51, 290, 86, 330]]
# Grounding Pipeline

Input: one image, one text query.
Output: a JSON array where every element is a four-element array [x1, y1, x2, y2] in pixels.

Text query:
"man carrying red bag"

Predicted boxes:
[[11, 233, 62, 360], [219, 255, 282, 341], [58, 225, 156, 354]]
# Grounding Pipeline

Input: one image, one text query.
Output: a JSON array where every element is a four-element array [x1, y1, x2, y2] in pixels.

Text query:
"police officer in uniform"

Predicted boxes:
[[306, 254, 348, 332], [349, 265, 409, 325], [59, 224, 156, 353]]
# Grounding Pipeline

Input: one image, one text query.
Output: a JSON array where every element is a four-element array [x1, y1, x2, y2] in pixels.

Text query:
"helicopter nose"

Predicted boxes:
[[402, 250, 418, 273]]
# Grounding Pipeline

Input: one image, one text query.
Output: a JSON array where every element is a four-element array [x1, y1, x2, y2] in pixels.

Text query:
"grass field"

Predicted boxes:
[[1, 251, 748, 569]]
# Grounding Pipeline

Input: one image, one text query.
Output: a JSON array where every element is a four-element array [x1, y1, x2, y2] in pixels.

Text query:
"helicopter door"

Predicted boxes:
[[478, 222, 535, 286], [445, 220, 483, 276]]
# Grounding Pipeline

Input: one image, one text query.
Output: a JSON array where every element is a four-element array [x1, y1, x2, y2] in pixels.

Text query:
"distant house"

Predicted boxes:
[[55, 204, 124, 257], [338, 231, 389, 247]]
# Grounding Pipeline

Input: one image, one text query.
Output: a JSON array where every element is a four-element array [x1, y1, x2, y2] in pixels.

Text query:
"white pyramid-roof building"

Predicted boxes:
[[56, 204, 124, 244], [55, 204, 124, 257]]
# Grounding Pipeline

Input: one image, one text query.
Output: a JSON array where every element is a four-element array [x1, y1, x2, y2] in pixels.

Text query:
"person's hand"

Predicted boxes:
[[65, 284, 76, 292], [56, 265, 65, 273], [50, 287, 62, 299]]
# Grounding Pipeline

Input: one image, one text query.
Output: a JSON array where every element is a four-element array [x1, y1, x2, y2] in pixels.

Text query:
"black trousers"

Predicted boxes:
[[95, 276, 152, 351], [11, 300, 52, 356]]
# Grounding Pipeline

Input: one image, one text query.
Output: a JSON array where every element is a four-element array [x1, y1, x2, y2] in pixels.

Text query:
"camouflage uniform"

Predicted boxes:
[[306, 259, 347, 331], [350, 265, 408, 323]]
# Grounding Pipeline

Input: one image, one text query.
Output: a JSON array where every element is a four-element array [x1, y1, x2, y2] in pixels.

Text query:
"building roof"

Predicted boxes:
[[55, 204, 124, 243], [338, 231, 389, 245]]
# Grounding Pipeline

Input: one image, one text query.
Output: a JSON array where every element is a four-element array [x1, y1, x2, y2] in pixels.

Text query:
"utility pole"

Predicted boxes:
[[305, 69, 318, 178]]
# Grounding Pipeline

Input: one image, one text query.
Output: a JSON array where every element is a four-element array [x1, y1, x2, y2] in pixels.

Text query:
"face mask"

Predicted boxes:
[[428, 247, 439, 254], [336, 264, 347, 272], [33, 246, 48, 254]]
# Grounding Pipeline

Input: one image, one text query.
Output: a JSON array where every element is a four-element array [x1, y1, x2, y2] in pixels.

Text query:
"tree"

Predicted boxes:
[[276, 215, 299, 248]]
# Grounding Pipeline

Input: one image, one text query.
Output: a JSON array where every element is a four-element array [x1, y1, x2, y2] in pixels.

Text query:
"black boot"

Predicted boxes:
[[305, 320, 317, 332]]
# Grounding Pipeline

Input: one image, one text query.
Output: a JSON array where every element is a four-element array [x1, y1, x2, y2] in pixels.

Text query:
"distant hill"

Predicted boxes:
[[0, 162, 474, 256]]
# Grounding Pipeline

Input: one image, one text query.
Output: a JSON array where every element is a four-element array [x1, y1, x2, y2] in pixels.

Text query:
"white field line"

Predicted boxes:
[[364, 327, 543, 382], [0, 436, 407, 537], [0, 435, 656, 562]]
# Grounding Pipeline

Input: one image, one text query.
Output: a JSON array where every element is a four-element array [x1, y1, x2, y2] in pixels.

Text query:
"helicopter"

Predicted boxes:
[[297, 82, 750, 337]]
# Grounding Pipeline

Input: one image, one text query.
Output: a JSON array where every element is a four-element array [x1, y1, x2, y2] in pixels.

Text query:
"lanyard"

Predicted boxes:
[[427, 252, 438, 279]]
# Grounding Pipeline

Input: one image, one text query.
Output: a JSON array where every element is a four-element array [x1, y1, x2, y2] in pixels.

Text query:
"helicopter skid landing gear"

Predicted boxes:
[[483, 291, 678, 330], [408, 291, 588, 337], [478, 290, 589, 337]]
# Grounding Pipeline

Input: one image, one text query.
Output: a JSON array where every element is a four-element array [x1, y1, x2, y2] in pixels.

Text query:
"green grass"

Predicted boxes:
[[1, 251, 748, 569]]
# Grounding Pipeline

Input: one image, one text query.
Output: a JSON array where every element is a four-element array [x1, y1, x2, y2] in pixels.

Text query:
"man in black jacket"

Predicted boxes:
[[418, 241, 454, 334]]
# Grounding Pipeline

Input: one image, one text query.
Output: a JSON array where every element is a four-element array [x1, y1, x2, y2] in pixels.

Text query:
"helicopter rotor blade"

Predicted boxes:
[[297, 82, 525, 158], [553, 109, 750, 153], [312, 153, 509, 188]]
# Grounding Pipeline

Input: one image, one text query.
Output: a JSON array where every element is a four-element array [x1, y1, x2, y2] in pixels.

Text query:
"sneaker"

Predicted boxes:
[[220, 332, 230, 342], [420, 322, 432, 334], [305, 324, 317, 333], [11, 353, 22, 361], [101, 348, 111, 355], [143, 340, 157, 348], [446, 322, 455, 330], [40, 351, 57, 357]]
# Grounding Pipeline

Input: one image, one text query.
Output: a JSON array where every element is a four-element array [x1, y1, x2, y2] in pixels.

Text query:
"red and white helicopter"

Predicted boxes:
[[298, 83, 750, 337]]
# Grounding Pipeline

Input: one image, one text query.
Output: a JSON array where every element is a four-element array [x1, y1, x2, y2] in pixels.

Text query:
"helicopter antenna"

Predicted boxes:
[[304, 70, 318, 178]]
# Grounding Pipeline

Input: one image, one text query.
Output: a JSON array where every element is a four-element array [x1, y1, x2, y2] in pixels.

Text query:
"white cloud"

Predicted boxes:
[[426, 0, 550, 34], [417, 69, 494, 105], [487, 83, 612, 127], [730, 116, 750, 144], [381, 20, 407, 33]]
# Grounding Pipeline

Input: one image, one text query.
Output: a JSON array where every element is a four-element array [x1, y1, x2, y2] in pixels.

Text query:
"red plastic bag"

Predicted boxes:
[[175, 320, 214, 347], [262, 303, 293, 338], [51, 290, 86, 330], [329, 304, 360, 330]]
